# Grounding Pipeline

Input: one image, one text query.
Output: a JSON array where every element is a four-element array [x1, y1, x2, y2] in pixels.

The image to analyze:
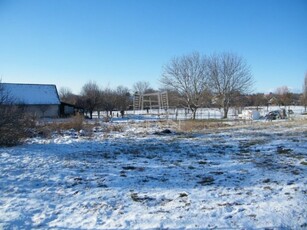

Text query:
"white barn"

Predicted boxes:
[[1, 83, 61, 118]]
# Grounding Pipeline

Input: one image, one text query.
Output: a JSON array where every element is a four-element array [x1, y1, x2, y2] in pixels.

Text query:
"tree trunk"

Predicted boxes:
[[223, 106, 228, 119], [192, 108, 197, 120]]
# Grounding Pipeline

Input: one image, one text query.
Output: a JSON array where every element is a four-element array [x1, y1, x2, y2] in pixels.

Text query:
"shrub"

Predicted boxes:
[[102, 123, 124, 133], [0, 106, 36, 146]]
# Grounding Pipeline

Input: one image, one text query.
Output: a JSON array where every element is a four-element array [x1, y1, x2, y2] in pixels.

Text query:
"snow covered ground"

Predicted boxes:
[[92, 106, 307, 121], [0, 119, 307, 229]]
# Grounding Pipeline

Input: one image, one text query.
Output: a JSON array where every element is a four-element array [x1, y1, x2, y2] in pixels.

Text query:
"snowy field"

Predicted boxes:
[[0, 119, 307, 229], [90, 106, 306, 121]]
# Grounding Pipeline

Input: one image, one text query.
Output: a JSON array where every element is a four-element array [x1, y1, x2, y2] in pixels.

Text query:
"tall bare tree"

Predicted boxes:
[[132, 81, 151, 94], [275, 86, 292, 106], [160, 52, 211, 119], [100, 87, 117, 117], [59, 87, 75, 104], [80, 81, 102, 119], [249, 93, 267, 109], [115, 86, 131, 117], [207, 52, 253, 118]]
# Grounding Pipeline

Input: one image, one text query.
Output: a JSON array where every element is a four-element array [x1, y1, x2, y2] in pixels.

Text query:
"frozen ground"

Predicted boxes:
[[0, 120, 307, 229]]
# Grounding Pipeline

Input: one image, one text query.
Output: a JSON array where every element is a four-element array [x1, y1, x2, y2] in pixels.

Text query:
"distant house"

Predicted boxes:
[[268, 96, 279, 106], [1, 83, 61, 118]]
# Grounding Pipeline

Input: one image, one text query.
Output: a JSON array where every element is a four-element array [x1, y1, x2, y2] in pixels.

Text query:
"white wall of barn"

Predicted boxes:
[[24, 105, 59, 118]]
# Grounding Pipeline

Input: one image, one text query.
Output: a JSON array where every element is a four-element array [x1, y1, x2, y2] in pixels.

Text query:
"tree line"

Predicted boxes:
[[60, 81, 157, 119], [60, 52, 307, 119]]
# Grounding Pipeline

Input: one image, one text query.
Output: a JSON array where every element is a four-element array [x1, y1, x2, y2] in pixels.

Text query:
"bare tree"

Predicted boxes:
[[132, 81, 151, 94], [80, 81, 102, 119], [159, 88, 181, 108], [275, 86, 292, 106], [302, 72, 307, 112], [115, 86, 131, 117], [160, 52, 211, 119], [100, 87, 117, 117], [207, 52, 253, 118], [249, 93, 267, 109], [59, 87, 74, 103], [0, 80, 34, 146]]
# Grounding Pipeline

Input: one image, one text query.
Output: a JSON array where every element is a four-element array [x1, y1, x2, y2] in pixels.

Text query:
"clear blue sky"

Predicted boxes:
[[0, 0, 306, 94]]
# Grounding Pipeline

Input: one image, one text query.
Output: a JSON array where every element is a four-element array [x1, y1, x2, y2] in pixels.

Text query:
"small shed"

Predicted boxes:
[[60, 102, 84, 117], [1, 83, 61, 118]]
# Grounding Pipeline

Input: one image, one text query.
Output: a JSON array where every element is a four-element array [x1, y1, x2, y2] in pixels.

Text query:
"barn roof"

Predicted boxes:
[[1, 83, 61, 105]]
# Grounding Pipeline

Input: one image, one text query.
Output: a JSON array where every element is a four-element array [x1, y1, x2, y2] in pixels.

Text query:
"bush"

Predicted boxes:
[[36, 114, 93, 138], [0, 106, 36, 146]]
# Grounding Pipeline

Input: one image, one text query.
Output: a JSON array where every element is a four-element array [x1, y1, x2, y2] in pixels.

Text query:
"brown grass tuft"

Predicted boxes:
[[176, 119, 229, 132]]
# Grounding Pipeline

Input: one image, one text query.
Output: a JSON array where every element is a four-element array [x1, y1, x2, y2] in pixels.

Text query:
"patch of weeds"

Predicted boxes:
[[178, 120, 229, 132], [198, 160, 207, 165], [127, 148, 141, 155], [300, 161, 307, 166], [217, 202, 242, 207], [122, 166, 145, 172], [287, 180, 295, 185], [276, 146, 293, 154], [239, 148, 250, 154], [210, 171, 224, 175], [114, 150, 122, 155], [153, 129, 172, 135], [130, 193, 142, 202], [122, 166, 137, 170], [130, 193, 154, 203], [240, 139, 268, 149], [188, 165, 196, 170], [145, 155, 156, 159], [144, 145, 162, 152], [120, 170, 127, 177], [160, 178, 168, 182], [173, 161, 182, 167], [179, 192, 188, 198], [198, 176, 215, 186], [291, 170, 300, 175], [212, 144, 221, 149]]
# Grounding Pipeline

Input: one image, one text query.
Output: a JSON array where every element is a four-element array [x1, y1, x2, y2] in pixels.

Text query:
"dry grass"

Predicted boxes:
[[175, 119, 229, 132], [37, 114, 94, 137], [102, 124, 125, 132]]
